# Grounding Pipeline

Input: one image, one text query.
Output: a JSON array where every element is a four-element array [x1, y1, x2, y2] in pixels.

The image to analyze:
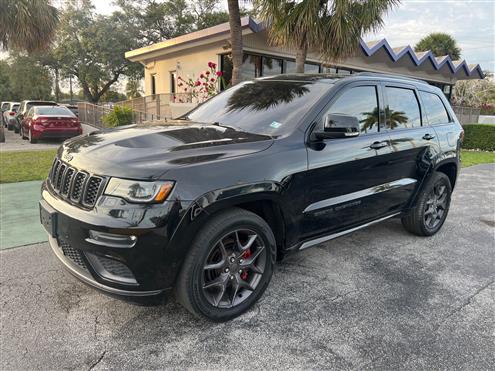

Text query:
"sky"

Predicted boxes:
[[90, 0, 495, 72]]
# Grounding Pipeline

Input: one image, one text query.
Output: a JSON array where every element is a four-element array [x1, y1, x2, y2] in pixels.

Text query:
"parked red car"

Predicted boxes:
[[21, 106, 82, 143]]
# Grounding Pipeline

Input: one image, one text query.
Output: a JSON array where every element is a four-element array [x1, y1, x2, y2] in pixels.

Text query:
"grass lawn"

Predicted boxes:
[[461, 150, 495, 168], [0, 150, 57, 183]]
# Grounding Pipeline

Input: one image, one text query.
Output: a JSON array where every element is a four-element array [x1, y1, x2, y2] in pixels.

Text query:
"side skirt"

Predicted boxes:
[[297, 212, 401, 251]]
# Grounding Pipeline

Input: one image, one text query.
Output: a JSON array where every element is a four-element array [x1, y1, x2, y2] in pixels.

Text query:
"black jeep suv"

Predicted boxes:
[[40, 73, 463, 321]]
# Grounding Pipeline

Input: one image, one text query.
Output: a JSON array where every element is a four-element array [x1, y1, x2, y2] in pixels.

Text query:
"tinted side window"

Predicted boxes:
[[385, 87, 421, 129], [420, 91, 450, 125], [326, 86, 380, 134]]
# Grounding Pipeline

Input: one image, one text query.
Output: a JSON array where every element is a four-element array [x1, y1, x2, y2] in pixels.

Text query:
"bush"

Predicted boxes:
[[102, 106, 134, 127], [462, 124, 495, 151]]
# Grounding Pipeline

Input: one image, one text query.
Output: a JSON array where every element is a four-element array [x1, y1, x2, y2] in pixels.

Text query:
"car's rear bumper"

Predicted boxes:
[[32, 126, 82, 139]]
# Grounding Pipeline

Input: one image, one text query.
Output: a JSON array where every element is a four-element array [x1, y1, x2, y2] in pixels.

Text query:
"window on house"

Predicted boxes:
[[170, 71, 177, 94], [304, 63, 320, 73], [151, 74, 156, 95], [241, 54, 262, 80], [220, 54, 233, 90], [262, 57, 283, 76]]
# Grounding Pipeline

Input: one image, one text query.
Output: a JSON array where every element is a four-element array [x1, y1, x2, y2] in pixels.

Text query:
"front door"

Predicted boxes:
[[301, 83, 395, 240]]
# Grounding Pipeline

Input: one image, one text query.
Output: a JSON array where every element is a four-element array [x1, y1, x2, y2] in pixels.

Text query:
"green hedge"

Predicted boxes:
[[102, 106, 134, 127], [462, 124, 495, 151]]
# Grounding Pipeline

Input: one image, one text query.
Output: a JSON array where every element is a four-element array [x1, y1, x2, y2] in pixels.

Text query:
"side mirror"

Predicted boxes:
[[315, 114, 360, 140]]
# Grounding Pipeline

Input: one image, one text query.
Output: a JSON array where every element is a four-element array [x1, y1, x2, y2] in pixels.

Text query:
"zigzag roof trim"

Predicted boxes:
[[359, 38, 484, 78]]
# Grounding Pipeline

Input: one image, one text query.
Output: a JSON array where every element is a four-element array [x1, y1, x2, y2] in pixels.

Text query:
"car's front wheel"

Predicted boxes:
[[402, 172, 452, 236], [176, 208, 276, 322]]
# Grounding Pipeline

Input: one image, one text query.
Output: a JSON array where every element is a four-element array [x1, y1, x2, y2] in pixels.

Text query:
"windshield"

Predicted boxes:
[[35, 106, 75, 116], [12, 104, 19, 112], [187, 80, 331, 136]]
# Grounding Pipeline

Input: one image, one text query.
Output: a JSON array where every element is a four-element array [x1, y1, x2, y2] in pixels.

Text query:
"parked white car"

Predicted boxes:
[[2, 101, 20, 130]]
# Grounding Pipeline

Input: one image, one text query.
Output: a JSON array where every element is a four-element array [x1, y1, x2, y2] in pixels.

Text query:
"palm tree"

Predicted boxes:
[[255, 0, 400, 73], [227, 0, 243, 85], [0, 0, 59, 52]]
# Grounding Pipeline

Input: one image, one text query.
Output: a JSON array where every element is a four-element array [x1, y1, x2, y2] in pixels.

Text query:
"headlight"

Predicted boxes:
[[104, 178, 174, 203]]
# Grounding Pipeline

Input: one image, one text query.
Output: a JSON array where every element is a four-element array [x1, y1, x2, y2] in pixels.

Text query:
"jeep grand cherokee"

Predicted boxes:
[[40, 73, 463, 321]]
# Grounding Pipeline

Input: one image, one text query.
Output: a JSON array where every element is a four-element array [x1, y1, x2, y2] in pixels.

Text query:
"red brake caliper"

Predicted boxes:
[[240, 248, 252, 280]]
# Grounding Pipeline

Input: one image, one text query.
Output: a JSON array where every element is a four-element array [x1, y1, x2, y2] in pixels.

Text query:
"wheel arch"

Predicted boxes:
[[434, 159, 458, 189]]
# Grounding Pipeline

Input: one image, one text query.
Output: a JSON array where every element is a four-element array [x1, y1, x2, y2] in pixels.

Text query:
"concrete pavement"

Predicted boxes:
[[1, 164, 494, 369]]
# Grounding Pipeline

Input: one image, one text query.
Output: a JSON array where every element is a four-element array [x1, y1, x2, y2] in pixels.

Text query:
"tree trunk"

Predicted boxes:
[[227, 0, 242, 85], [54, 67, 60, 102], [296, 38, 308, 73]]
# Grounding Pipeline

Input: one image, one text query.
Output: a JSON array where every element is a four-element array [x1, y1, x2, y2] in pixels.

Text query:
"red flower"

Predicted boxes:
[[210, 78, 215, 82], [208, 61, 216, 69], [195, 81, 201, 86], [177, 76, 182, 80], [178, 82, 183, 87], [200, 73, 205, 78], [203, 82, 207, 86], [205, 70, 210, 75], [216, 71, 223, 77]]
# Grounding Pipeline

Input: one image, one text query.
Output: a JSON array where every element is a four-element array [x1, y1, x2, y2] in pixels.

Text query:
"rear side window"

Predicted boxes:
[[1, 103, 9, 110], [326, 86, 380, 134], [384, 87, 421, 129], [12, 104, 19, 112], [420, 91, 450, 125]]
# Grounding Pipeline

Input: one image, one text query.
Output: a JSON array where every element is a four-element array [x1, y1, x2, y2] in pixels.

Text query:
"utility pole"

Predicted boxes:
[[69, 75, 73, 104]]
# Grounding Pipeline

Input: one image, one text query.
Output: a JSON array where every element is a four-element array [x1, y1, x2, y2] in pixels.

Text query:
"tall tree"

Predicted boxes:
[[227, 0, 243, 85], [255, 0, 400, 73], [6, 54, 53, 100], [415, 32, 461, 60], [0, 0, 59, 52], [51, 1, 142, 103]]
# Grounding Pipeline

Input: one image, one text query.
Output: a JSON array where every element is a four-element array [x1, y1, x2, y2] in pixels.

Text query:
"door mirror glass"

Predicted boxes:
[[315, 114, 360, 139]]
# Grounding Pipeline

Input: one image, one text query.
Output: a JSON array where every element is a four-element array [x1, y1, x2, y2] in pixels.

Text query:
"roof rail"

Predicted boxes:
[[352, 72, 429, 85]]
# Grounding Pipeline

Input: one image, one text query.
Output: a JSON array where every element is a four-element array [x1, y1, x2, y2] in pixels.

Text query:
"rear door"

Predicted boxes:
[[381, 82, 441, 210], [302, 82, 395, 240]]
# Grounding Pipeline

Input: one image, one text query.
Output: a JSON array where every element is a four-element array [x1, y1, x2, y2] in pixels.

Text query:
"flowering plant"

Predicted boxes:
[[176, 62, 224, 103]]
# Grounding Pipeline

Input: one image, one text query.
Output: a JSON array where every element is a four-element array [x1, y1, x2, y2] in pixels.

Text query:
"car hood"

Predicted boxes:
[[59, 122, 273, 179]]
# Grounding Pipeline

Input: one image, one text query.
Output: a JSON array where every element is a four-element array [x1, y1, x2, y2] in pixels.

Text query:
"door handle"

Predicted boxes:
[[370, 141, 388, 150], [423, 133, 435, 140]]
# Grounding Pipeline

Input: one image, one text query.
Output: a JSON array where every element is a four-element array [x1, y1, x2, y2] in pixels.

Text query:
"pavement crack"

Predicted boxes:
[[88, 351, 106, 371], [436, 278, 495, 331]]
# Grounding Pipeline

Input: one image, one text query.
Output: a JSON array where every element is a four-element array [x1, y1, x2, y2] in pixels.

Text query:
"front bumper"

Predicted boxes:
[[41, 180, 190, 300], [47, 235, 165, 299]]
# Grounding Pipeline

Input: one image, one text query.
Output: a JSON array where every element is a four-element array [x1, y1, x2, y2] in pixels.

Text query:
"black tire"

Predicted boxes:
[[21, 126, 27, 140], [175, 208, 276, 322], [7, 123, 13, 131], [14, 125, 19, 134], [402, 172, 452, 236]]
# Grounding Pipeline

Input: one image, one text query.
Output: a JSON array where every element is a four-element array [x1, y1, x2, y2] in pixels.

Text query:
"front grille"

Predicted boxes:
[[48, 158, 106, 208], [83, 176, 103, 206], [59, 239, 88, 271]]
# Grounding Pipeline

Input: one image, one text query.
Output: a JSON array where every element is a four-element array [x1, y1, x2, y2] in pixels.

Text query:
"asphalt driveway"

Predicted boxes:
[[1, 164, 494, 370]]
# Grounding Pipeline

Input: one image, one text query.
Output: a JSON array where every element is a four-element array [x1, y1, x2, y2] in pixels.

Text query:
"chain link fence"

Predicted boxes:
[[453, 106, 481, 125]]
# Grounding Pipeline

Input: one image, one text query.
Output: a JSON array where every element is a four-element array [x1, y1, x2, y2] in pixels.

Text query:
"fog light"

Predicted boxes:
[[86, 230, 137, 248]]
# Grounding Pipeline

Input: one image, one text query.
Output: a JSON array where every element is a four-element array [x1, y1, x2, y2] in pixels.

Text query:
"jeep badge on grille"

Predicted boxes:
[[63, 153, 73, 162]]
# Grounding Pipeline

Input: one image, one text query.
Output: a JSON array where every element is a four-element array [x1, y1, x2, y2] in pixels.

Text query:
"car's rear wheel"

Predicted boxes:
[[7, 122, 13, 131], [402, 172, 452, 236], [175, 208, 276, 322], [21, 126, 27, 140]]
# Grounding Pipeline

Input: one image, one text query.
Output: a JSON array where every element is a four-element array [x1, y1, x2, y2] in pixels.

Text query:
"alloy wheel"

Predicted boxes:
[[424, 181, 448, 229], [202, 229, 266, 308]]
